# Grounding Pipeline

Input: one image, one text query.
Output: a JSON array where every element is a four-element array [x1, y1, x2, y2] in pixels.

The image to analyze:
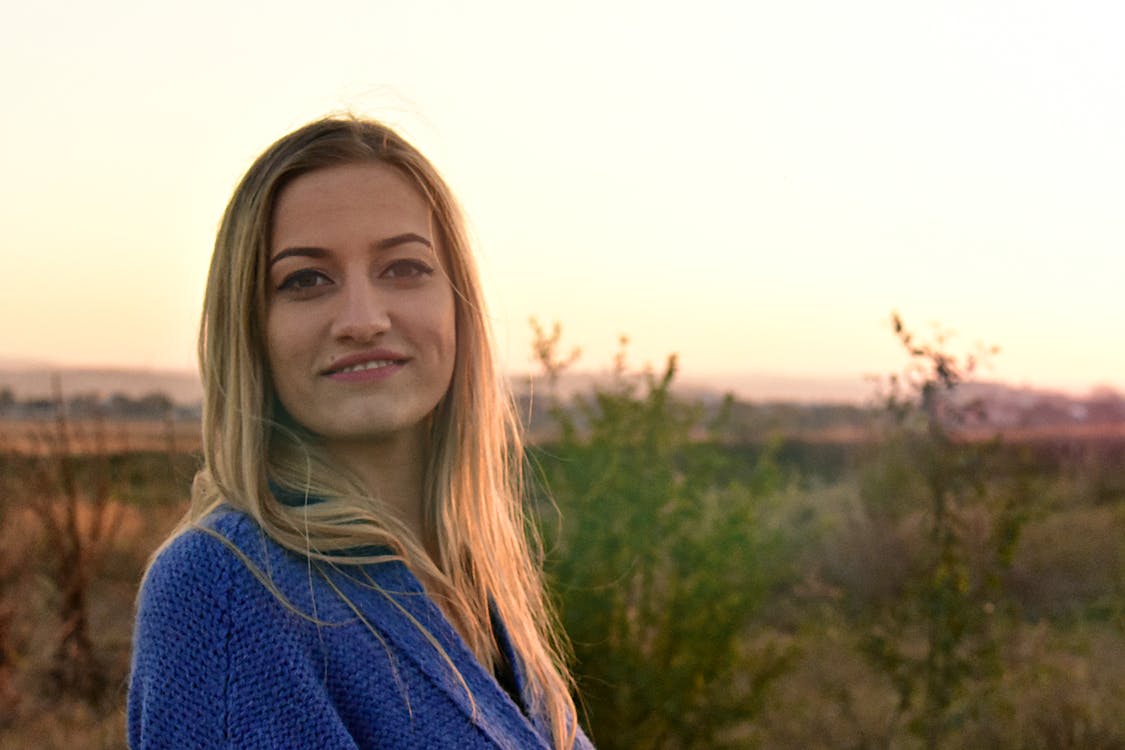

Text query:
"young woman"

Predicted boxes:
[[128, 116, 593, 749]]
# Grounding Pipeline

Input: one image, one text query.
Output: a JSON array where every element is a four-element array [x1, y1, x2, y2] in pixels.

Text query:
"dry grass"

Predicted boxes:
[[0, 419, 201, 457], [2, 699, 127, 750], [0, 448, 187, 748]]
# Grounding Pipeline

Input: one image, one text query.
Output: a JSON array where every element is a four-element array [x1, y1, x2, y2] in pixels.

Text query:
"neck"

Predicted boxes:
[[326, 426, 430, 551]]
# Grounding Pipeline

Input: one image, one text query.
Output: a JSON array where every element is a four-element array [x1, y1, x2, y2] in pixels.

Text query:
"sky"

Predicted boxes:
[[1, 0, 1122, 400]]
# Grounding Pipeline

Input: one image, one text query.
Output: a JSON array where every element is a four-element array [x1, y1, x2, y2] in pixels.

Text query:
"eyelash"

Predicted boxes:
[[383, 259, 435, 279]]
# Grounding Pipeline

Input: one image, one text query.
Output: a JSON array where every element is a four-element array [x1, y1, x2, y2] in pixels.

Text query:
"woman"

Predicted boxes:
[[128, 116, 593, 750]]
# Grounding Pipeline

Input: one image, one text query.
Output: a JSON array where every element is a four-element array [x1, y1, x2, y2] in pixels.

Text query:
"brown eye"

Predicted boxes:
[[383, 260, 434, 280], [278, 269, 331, 291]]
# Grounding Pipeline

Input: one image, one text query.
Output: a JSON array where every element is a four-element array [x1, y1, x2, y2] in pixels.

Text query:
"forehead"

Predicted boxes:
[[270, 162, 434, 248]]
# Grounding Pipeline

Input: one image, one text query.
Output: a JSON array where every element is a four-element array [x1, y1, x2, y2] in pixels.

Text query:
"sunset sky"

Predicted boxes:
[[2, 0, 1122, 399]]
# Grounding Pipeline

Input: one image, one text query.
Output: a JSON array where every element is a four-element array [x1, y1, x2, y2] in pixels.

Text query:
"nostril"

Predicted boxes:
[[331, 290, 392, 341]]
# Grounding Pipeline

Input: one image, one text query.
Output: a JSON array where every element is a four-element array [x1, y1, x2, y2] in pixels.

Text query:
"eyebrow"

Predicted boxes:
[[269, 232, 434, 267]]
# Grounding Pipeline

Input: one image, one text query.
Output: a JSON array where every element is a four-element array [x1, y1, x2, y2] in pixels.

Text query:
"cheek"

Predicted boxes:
[[410, 283, 456, 356], [264, 307, 310, 387]]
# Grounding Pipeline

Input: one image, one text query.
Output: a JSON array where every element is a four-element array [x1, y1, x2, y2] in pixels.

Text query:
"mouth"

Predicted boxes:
[[328, 359, 403, 375], [321, 351, 409, 378]]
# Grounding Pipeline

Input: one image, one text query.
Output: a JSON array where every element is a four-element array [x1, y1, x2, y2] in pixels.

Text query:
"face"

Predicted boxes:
[[265, 162, 456, 453]]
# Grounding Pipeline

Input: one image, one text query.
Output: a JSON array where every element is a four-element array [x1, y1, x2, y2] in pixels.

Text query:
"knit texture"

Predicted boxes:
[[128, 507, 593, 749]]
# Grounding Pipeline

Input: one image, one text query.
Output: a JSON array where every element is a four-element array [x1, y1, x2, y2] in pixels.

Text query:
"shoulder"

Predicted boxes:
[[140, 507, 240, 598], [130, 508, 334, 747], [129, 508, 261, 747], [152, 505, 265, 568], [133, 505, 276, 646], [137, 509, 254, 612], [135, 506, 316, 641]]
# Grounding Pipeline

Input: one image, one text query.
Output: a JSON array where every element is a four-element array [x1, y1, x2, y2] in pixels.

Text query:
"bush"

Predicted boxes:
[[531, 326, 795, 749]]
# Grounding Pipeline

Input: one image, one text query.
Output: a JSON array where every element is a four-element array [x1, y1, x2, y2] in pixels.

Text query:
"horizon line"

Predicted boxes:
[[1, 360, 1121, 405]]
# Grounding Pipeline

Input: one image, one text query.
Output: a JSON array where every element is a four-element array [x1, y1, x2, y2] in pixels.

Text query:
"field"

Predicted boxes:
[[0, 418, 202, 457], [0, 443, 194, 748], [1, 397, 1123, 749]]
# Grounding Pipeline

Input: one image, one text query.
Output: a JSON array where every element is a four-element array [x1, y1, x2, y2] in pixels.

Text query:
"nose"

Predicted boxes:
[[330, 280, 391, 342]]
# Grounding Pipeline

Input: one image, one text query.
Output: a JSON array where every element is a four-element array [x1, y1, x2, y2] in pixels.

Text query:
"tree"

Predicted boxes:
[[858, 314, 1023, 749]]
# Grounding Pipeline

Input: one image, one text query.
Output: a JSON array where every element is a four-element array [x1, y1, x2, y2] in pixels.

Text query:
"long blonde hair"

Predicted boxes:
[[179, 115, 577, 748]]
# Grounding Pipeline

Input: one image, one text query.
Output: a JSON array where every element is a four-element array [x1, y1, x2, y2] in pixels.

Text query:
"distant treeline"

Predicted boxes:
[[515, 380, 1125, 440], [3, 378, 1123, 436], [0, 387, 200, 421]]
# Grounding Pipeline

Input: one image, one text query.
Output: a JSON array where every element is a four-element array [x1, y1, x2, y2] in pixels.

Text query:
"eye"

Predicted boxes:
[[277, 269, 332, 292], [383, 259, 434, 280]]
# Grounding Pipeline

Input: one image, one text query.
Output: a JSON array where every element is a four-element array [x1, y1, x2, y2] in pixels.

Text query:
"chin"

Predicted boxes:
[[309, 405, 432, 445]]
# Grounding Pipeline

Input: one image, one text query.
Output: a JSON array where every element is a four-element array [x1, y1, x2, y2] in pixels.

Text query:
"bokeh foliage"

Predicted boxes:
[[531, 323, 795, 749]]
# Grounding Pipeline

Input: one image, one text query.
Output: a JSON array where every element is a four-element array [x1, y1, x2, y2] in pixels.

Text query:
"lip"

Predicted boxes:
[[321, 349, 409, 381]]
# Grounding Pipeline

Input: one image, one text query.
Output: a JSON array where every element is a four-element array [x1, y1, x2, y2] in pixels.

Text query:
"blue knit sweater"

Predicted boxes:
[[128, 507, 593, 749]]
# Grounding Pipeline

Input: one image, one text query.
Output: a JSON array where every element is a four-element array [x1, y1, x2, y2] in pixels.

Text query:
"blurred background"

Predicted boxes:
[[1, 1, 1123, 748]]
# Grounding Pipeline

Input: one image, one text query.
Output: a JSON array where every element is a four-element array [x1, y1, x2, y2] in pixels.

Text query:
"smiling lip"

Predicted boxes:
[[322, 350, 409, 382]]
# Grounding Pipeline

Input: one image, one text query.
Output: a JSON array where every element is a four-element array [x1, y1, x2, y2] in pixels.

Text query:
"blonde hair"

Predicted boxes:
[[177, 115, 577, 749]]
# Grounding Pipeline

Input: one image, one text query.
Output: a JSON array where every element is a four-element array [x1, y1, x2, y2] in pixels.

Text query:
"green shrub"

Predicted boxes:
[[531, 325, 795, 749]]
